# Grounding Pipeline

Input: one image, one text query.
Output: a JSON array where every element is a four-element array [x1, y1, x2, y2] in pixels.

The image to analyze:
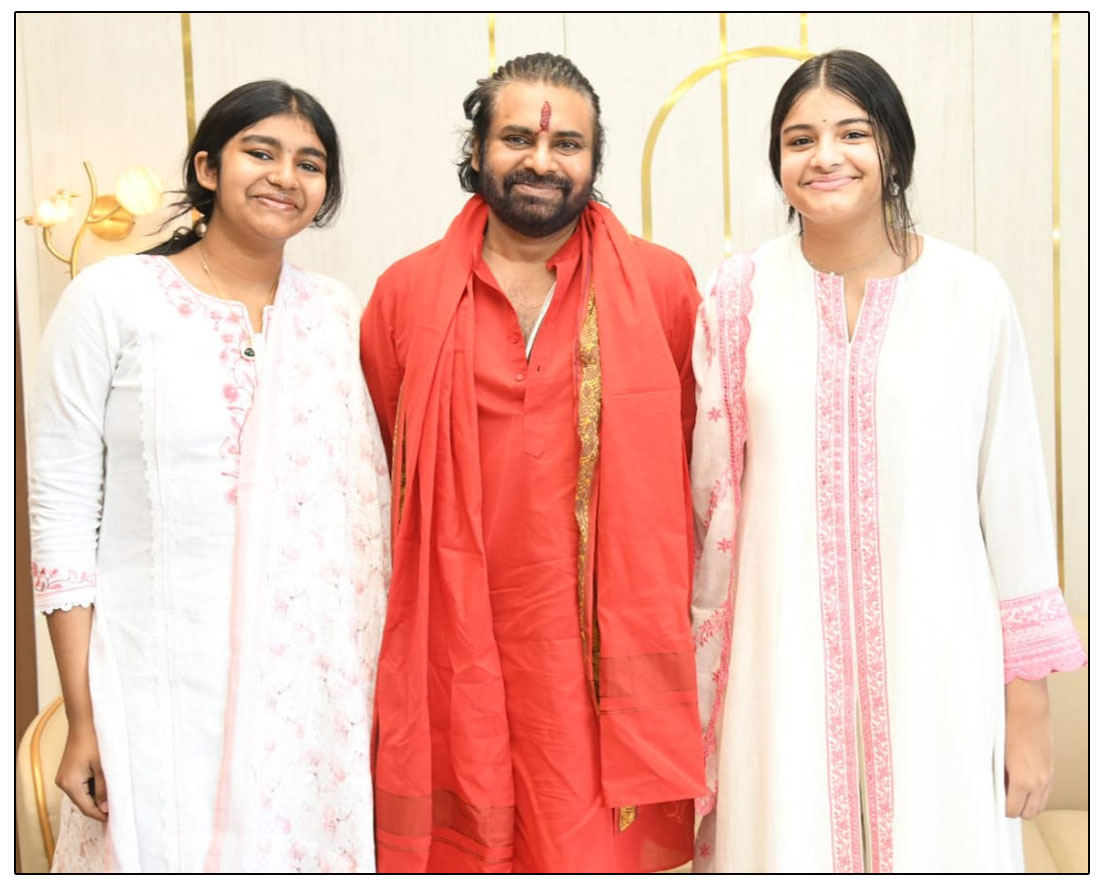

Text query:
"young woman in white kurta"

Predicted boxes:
[[29, 81, 390, 872], [689, 51, 1086, 873]]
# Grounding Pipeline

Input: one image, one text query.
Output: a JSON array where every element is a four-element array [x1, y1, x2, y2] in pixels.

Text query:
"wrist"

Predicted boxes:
[[1005, 677, 1049, 713], [63, 704, 96, 728]]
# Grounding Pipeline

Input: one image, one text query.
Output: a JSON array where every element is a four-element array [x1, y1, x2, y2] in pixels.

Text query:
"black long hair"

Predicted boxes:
[[146, 80, 342, 255], [768, 49, 916, 258], [457, 52, 605, 201]]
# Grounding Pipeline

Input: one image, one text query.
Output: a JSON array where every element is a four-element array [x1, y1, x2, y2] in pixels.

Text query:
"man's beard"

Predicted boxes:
[[479, 164, 593, 238]]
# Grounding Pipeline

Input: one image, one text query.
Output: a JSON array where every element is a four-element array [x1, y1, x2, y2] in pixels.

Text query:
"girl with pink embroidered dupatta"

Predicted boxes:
[[690, 50, 1085, 872], [28, 81, 390, 872]]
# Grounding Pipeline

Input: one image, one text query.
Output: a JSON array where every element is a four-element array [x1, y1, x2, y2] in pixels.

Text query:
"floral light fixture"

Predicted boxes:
[[21, 162, 164, 279]]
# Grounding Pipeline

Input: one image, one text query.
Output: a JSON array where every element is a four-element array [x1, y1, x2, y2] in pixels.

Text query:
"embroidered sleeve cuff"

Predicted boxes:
[[32, 562, 97, 615], [1000, 587, 1087, 682]]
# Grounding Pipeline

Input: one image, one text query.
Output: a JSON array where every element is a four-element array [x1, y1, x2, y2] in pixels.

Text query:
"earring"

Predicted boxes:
[[888, 178, 901, 197], [192, 215, 208, 237]]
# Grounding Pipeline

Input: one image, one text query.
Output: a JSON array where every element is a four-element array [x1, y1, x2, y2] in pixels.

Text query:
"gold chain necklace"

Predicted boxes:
[[197, 242, 281, 308], [802, 244, 891, 277]]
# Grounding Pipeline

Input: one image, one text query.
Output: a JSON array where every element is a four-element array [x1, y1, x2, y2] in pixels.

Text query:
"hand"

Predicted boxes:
[[1004, 677, 1053, 819], [55, 716, 108, 822]]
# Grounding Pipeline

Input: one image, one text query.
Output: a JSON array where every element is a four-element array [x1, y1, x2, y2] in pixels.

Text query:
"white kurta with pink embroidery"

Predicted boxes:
[[689, 235, 1086, 873], [28, 254, 391, 872]]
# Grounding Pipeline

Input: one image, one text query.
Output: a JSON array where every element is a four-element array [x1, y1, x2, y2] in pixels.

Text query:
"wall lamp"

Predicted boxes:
[[21, 162, 163, 279]]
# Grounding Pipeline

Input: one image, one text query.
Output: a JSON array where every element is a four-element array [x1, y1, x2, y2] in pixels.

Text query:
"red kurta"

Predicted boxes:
[[362, 201, 703, 872]]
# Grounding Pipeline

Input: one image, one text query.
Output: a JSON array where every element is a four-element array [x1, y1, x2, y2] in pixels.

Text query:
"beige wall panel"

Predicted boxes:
[[973, 14, 1057, 522], [1059, 13, 1088, 611], [16, 17, 54, 713], [16, 20, 42, 394], [808, 13, 975, 251], [564, 13, 722, 276], [18, 13, 187, 331], [15, 23, 58, 712], [190, 12, 492, 298], [491, 13, 565, 61]]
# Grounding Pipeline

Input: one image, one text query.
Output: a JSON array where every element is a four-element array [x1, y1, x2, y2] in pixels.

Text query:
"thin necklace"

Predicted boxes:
[[197, 242, 281, 309], [802, 243, 891, 277]]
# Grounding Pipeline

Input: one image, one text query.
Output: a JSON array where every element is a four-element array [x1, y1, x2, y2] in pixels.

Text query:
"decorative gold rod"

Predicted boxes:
[[181, 13, 197, 143], [1051, 12, 1063, 589], [800, 12, 809, 50], [488, 13, 497, 74], [718, 14, 734, 257]]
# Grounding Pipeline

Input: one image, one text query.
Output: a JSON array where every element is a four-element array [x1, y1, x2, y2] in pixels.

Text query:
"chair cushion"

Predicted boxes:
[[1022, 818, 1058, 873], [1030, 809, 1089, 873]]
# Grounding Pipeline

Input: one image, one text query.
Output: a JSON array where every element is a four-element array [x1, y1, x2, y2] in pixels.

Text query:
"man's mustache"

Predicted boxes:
[[504, 171, 572, 191]]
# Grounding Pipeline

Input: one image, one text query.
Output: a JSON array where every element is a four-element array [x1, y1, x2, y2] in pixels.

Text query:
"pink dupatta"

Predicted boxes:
[[204, 264, 391, 872]]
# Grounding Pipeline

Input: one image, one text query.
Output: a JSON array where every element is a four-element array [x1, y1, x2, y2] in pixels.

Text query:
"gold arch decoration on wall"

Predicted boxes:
[[641, 16, 813, 246]]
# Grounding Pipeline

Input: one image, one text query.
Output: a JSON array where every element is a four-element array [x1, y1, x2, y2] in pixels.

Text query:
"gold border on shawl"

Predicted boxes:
[[31, 695, 64, 865], [1051, 13, 1064, 588], [617, 805, 638, 832], [574, 285, 602, 705], [180, 13, 197, 143]]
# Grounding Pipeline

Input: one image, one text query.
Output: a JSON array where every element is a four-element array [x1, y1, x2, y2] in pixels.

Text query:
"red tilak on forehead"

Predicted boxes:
[[539, 101, 552, 132]]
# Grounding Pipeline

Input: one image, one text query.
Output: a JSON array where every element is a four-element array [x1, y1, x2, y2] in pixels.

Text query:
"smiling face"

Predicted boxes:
[[195, 113, 328, 246], [472, 81, 596, 238], [779, 88, 886, 231]]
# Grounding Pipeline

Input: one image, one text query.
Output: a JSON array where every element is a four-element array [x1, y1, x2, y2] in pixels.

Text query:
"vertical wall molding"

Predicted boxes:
[[180, 13, 197, 143], [1051, 13, 1064, 588]]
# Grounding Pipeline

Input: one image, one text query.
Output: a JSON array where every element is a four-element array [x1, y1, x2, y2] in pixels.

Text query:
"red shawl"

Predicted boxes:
[[370, 196, 704, 871]]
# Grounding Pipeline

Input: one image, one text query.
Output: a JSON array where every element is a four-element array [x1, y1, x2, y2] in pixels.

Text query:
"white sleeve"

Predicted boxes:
[[28, 266, 122, 614], [977, 276, 1086, 681]]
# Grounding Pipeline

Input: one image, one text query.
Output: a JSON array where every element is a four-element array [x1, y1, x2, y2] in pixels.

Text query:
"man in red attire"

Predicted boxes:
[[361, 53, 704, 873]]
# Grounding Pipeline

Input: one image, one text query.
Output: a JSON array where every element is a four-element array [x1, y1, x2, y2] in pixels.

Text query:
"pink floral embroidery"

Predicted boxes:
[[846, 277, 896, 873], [201, 267, 387, 871], [145, 256, 258, 503], [707, 406, 723, 422], [693, 252, 754, 816], [699, 843, 711, 858], [50, 800, 107, 871], [813, 271, 863, 873], [31, 561, 96, 597], [1000, 588, 1087, 681], [813, 272, 897, 873]]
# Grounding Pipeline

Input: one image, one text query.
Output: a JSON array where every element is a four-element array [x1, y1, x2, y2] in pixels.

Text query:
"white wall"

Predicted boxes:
[[16, 12, 1088, 706]]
